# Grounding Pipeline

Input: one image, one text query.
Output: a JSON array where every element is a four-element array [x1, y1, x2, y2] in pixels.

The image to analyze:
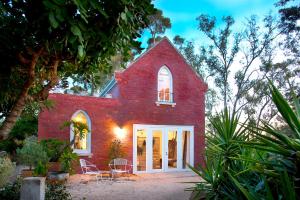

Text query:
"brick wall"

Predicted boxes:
[[38, 38, 207, 171]]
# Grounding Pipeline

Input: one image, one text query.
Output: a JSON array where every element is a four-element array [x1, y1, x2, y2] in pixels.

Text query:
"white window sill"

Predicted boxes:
[[155, 101, 176, 107], [75, 152, 93, 158]]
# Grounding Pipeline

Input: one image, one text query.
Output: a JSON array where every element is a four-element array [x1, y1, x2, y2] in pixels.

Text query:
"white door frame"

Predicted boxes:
[[133, 124, 194, 173]]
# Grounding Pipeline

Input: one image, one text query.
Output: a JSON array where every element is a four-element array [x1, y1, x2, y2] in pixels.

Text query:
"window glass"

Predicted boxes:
[[137, 129, 147, 171], [158, 67, 172, 102], [72, 112, 89, 151]]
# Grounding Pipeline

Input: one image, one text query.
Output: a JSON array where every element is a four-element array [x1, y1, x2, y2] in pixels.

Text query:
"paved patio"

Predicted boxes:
[[66, 171, 200, 200]]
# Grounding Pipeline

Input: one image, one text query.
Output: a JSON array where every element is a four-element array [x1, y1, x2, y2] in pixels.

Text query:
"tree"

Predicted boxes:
[[147, 9, 171, 47], [173, 35, 185, 48], [245, 40, 299, 125], [67, 51, 135, 96], [196, 15, 241, 109], [277, 0, 300, 32], [240, 5, 300, 124], [232, 15, 278, 114], [173, 35, 217, 115], [196, 14, 282, 118], [0, 0, 156, 138], [16, 136, 48, 170]]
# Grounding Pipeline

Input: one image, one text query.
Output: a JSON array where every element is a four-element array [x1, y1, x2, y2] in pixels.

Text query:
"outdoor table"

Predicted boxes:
[[96, 170, 112, 182]]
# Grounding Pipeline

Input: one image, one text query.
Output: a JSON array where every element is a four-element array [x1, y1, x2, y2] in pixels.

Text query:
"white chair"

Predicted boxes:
[[109, 158, 132, 180], [80, 159, 109, 183]]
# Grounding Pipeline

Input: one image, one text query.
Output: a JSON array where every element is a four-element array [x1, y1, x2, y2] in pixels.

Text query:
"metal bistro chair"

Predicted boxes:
[[109, 158, 133, 180], [79, 159, 110, 183]]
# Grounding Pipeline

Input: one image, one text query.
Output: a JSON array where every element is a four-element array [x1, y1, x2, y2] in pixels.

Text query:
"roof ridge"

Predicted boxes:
[[120, 37, 206, 85], [161, 37, 207, 85], [101, 36, 207, 95], [119, 37, 169, 74]]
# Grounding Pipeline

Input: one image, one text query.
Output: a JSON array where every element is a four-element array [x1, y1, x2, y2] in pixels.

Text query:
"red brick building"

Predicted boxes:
[[38, 37, 207, 173]]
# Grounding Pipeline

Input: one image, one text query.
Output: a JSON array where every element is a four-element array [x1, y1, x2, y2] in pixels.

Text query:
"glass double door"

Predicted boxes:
[[134, 125, 193, 173]]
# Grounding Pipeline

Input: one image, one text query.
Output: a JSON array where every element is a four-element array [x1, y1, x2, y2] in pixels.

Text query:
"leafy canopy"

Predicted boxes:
[[0, 0, 156, 137]]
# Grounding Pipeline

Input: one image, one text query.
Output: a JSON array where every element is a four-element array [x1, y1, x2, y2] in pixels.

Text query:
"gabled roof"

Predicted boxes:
[[99, 37, 207, 97]]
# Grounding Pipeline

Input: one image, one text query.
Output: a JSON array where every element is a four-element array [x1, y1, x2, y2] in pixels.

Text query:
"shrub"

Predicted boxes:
[[0, 179, 21, 200], [45, 181, 72, 200], [189, 82, 300, 199], [188, 109, 253, 199], [108, 139, 125, 161], [40, 139, 65, 162], [0, 115, 37, 155], [33, 161, 48, 177], [59, 147, 78, 174], [16, 136, 48, 170], [0, 155, 15, 187], [0, 179, 72, 200]]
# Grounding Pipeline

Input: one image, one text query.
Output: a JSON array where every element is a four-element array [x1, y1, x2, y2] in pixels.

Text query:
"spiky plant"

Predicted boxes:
[[188, 109, 252, 199], [243, 82, 300, 197], [188, 82, 300, 199]]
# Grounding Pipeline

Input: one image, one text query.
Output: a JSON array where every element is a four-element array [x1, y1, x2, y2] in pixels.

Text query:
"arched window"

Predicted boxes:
[[158, 66, 173, 102], [70, 110, 91, 154]]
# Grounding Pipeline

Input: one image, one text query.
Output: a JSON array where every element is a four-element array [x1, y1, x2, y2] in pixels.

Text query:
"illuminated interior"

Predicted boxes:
[[182, 131, 190, 169], [168, 130, 177, 169], [152, 130, 162, 169], [72, 112, 88, 150], [137, 129, 147, 171], [158, 67, 172, 102]]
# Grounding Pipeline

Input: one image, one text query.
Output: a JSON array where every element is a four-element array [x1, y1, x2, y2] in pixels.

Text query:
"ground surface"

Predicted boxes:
[[67, 171, 200, 200]]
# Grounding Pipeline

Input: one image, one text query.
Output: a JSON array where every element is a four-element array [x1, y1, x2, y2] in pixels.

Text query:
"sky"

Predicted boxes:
[[140, 0, 279, 47], [139, 0, 282, 111]]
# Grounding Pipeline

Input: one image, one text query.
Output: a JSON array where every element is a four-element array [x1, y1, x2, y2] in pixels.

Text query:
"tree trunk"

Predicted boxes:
[[35, 60, 59, 101], [224, 75, 228, 109], [0, 90, 30, 139], [0, 50, 42, 139]]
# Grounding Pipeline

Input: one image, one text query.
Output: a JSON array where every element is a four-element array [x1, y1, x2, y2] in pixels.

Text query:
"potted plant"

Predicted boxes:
[[16, 136, 48, 177], [40, 139, 65, 172], [59, 146, 78, 174], [47, 146, 78, 181], [108, 139, 125, 161]]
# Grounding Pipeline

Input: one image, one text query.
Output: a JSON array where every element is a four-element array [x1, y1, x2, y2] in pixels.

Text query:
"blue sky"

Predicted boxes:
[[141, 0, 279, 47]]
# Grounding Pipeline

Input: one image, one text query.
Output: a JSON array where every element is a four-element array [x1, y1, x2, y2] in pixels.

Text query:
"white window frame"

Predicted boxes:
[[70, 110, 92, 156], [156, 66, 176, 107], [133, 124, 194, 174]]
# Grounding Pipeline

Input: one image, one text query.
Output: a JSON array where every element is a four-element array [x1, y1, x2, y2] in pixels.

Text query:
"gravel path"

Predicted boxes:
[[67, 172, 200, 200]]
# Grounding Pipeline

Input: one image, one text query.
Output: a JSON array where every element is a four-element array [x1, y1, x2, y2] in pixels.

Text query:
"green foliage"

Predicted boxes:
[[45, 181, 72, 200], [0, 112, 37, 154], [59, 147, 78, 174], [277, 0, 300, 32], [0, 155, 15, 187], [16, 136, 48, 170], [0, 179, 21, 200], [197, 15, 239, 109], [189, 109, 254, 199], [1, 179, 72, 200], [33, 161, 48, 177], [108, 139, 125, 161], [147, 9, 171, 47], [242, 82, 300, 195], [9, 114, 38, 138], [195, 13, 290, 121], [190, 82, 300, 199], [40, 139, 65, 162], [206, 109, 248, 170], [61, 120, 89, 144], [0, 0, 156, 137]]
